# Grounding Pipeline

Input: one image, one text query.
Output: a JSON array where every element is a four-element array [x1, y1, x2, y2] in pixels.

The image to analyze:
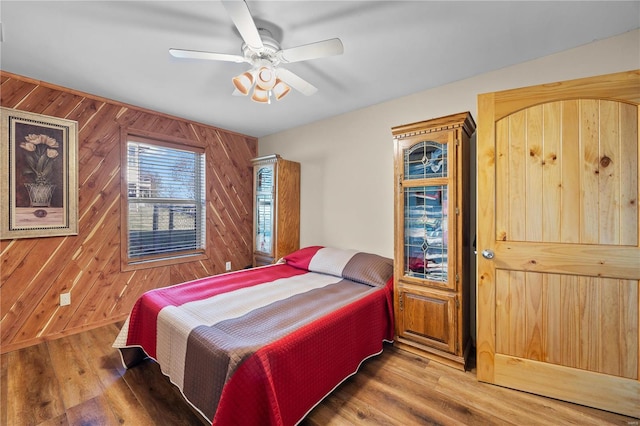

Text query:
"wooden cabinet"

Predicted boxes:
[[392, 112, 475, 370], [251, 154, 300, 267]]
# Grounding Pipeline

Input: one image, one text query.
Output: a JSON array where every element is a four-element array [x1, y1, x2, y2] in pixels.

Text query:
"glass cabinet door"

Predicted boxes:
[[402, 140, 450, 284], [404, 140, 447, 179], [255, 165, 274, 254]]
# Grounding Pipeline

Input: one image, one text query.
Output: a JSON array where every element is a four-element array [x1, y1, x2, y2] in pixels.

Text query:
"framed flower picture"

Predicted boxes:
[[1, 107, 78, 239]]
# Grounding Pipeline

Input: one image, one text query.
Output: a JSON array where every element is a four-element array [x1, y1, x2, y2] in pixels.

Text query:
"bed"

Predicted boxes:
[[113, 246, 395, 425]]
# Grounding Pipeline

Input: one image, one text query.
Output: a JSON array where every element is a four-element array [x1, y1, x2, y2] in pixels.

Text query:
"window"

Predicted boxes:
[[123, 135, 205, 268]]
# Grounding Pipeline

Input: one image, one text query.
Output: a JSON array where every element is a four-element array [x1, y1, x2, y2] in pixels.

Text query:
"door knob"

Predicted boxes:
[[481, 249, 495, 259]]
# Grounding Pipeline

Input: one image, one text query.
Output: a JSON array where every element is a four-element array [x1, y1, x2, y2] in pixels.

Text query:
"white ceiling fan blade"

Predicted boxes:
[[221, 0, 264, 52], [280, 38, 344, 63], [276, 68, 317, 96], [169, 48, 246, 63]]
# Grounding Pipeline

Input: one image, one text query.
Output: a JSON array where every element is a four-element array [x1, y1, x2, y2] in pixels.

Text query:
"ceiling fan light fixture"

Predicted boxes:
[[251, 87, 270, 103], [255, 66, 277, 90], [232, 71, 254, 96], [272, 79, 291, 101]]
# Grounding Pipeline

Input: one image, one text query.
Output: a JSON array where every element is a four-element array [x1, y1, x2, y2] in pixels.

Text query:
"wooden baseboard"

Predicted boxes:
[[394, 339, 470, 371]]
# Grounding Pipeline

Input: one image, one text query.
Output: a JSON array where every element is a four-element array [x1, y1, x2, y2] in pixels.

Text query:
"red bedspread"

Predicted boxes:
[[114, 246, 394, 425]]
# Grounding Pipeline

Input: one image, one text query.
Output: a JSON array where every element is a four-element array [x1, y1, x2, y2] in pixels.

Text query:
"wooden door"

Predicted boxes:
[[477, 70, 640, 417]]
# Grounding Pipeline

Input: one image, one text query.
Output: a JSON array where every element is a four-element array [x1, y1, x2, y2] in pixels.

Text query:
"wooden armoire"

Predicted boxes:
[[392, 112, 475, 370], [251, 154, 300, 267], [476, 70, 640, 417]]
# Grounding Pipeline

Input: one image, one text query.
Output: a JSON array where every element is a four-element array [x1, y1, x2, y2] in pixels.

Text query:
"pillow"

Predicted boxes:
[[281, 245, 324, 270], [283, 246, 393, 287], [341, 252, 394, 287], [308, 247, 360, 277]]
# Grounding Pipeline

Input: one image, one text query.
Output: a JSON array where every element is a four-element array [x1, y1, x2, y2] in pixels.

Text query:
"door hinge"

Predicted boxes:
[[455, 207, 460, 215], [398, 293, 404, 311], [455, 298, 460, 308], [455, 273, 459, 283]]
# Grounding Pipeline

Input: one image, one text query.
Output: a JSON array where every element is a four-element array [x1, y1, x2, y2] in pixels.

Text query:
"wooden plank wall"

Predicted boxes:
[[0, 71, 258, 353]]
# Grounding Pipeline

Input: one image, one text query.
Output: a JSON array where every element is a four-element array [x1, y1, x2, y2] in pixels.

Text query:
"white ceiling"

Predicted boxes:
[[1, 1, 639, 138]]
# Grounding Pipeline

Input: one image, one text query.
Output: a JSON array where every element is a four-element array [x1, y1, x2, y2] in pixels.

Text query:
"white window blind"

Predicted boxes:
[[126, 139, 205, 260]]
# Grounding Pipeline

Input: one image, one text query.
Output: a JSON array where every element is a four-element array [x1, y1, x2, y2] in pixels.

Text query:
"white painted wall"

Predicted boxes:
[[259, 29, 640, 258]]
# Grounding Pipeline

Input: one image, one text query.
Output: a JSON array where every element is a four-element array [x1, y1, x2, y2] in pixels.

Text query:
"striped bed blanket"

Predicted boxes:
[[113, 246, 394, 425]]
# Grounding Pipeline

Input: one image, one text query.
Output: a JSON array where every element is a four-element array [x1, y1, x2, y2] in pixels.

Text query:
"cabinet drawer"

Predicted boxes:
[[397, 287, 457, 354]]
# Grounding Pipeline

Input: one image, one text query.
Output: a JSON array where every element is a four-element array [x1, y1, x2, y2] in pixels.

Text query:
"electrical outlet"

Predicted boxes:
[[225, 261, 232, 271], [60, 292, 71, 306]]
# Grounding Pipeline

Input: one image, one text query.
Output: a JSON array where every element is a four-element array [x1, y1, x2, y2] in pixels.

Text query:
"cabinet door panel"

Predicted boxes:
[[403, 184, 453, 290], [398, 288, 456, 353], [254, 164, 275, 256]]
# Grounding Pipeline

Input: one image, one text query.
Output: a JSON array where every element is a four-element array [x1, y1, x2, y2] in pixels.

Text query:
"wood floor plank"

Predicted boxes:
[[349, 363, 489, 425], [77, 322, 127, 382], [1, 323, 638, 425], [300, 400, 354, 426], [73, 323, 162, 425], [47, 332, 104, 409], [365, 346, 441, 386], [64, 395, 119, 425], [121, 359, 207, 425], [302, 375, 400, 426], [5, 344, 66, 425], [100, 378, 158, 426], [36, 413, 69, 426], [436, 373, 567, 425], [332, 376, 439, 425], [436, 373, 634, 426]]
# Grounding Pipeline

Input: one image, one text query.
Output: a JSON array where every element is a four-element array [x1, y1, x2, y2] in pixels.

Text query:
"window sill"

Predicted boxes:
[[121, 251, 208, 272]]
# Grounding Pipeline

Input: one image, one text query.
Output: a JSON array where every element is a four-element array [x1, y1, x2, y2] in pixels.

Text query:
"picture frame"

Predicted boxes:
[[1, 107, 78, 239]]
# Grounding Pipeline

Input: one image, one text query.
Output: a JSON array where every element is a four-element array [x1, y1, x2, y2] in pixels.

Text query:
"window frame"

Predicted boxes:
[[120, 129, 207, 271]]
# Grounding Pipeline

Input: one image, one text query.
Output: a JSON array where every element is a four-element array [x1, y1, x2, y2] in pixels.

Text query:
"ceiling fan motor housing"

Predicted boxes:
[[241, 31, 282, 67]]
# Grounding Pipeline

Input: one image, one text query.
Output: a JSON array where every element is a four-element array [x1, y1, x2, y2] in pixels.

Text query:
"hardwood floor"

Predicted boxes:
[[1, 322, 637, 426]]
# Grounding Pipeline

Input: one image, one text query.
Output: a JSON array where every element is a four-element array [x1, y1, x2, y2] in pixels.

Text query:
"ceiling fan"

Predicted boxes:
[[169, 0, 344, 104]]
